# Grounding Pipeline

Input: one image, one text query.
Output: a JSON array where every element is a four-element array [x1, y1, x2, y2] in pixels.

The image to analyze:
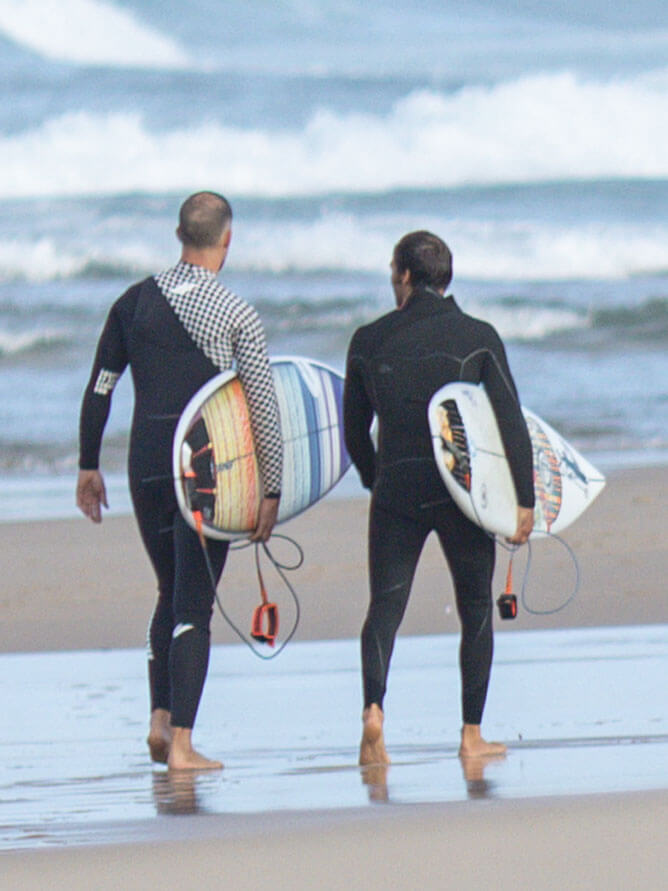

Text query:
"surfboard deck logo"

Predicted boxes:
[[173, 356, 351, 540], [429, 383, 605, 538]]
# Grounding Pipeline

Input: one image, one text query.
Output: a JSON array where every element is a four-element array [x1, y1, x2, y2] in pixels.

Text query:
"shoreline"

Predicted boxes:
[[3, 791, 667, 887], [2, 464, 666, 653]]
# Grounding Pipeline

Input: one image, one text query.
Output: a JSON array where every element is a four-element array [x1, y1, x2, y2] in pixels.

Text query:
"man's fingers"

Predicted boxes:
[[250, 498, 279, 542], [506, 506, 534, 545], [76, 471, 107, 523]]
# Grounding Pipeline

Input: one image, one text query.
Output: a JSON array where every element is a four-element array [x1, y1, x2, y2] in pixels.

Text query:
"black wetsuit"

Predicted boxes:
[[79, 262, 282, 728], [344, 287, 534, 724]]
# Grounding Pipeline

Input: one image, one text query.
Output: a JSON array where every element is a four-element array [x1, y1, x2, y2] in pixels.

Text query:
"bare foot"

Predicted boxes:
[[147, 708, 172, 764], [458, 723, 507, 759], [167, 727, 223, 771], [359, 703, 390, 766]]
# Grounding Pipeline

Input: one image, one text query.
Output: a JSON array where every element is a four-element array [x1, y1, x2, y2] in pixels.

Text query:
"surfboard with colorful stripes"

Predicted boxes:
[[173, 356, 351, 539], [427, 382, 606, 538]]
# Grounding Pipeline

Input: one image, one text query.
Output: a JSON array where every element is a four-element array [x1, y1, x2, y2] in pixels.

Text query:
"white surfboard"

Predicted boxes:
[[428, 382, 605, 538], [173, 355, 351, 540]]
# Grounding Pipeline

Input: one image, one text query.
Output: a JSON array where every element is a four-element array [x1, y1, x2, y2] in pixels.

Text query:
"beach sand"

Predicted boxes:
[[3, 791, 667, 890], [1, 465, 666, 887], [2, 465, 666, 653]]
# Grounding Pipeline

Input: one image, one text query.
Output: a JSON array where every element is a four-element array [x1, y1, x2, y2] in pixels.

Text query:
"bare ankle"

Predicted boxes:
[[362, 703, 384, 728], [147, 709, 172, 764], [360, 704, 390, 767], [459, 724, 506, 758], [167, 727, 222, 771]]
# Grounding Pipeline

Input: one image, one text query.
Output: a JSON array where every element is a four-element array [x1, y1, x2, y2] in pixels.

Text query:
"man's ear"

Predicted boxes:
[[222, 227, 232, 248]]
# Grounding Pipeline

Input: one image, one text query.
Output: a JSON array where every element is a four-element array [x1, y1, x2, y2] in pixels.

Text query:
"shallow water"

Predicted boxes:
[[1, 625, 666, 849]]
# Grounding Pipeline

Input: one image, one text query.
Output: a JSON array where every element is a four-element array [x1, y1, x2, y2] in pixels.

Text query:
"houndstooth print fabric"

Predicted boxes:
[[155, 261, 283, 495]]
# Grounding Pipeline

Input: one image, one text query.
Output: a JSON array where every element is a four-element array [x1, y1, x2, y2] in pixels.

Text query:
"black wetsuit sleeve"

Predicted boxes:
[[343, 333, 376, 490], [78, 296, 131, 470], [479, 331, 535, 508]]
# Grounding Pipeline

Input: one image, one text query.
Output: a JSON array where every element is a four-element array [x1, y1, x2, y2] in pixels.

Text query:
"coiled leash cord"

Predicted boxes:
[[496, 533, 581, 619], [194, 512, 303, 659]]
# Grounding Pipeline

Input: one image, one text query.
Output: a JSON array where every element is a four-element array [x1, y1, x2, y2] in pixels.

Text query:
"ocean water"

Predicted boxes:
[[0, 0, 667, 520]]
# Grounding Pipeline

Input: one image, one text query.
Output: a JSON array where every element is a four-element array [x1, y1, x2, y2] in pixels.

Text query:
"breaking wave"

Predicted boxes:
[[0, 68, 666, 199]]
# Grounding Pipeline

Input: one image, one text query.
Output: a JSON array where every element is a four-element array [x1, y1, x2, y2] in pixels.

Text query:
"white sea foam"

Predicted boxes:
[[464, 303, 586, 342], [0, 0, 189, 68], [230, 213, 668, 281], [1, 215, 667, 284], [0, 238, 87, 281], [0, 237, 166, 283], [0, 326, 67, 356], [0, 68, 666, 199]]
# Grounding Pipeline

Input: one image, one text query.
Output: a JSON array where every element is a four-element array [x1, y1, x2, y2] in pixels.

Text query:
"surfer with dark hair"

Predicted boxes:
[[77, 191, 282, 771], [344, 230, 534, 771], [392, 229, 453, 292]]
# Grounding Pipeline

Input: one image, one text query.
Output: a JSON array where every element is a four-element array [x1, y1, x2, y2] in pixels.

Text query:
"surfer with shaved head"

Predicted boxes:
[[77, 191, 282, 770], [344, 230, 534, 772]]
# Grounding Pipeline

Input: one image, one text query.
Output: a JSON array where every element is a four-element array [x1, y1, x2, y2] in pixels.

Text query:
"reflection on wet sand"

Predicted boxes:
[[1, 626, 666, 849], [361, 752, 503, 804], [459, 753, 504, 799], [360, 763, 389, 802], [152, 771, 203, 816]]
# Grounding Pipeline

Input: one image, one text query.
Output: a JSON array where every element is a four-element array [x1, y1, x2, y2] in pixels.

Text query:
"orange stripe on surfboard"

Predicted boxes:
[[201, 379, 260, 532]]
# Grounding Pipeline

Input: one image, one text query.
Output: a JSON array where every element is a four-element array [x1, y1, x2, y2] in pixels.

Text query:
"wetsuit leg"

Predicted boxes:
[[362, 501, 430, 709], [131, 480, 177, 715], [433, 505, 495, 725], [169, 511, 229, 729], [131, 478, 228, 726]]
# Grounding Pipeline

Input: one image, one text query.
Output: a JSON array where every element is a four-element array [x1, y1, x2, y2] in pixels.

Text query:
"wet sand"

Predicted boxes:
[[1, 627, 667, 884], [1, 465, 667, 886], [3, 792, 667, 890]]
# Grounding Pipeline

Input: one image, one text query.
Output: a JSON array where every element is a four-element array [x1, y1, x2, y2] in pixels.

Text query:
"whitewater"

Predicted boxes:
[[0, 0, 666, 518], [1, 69, 667, 200]]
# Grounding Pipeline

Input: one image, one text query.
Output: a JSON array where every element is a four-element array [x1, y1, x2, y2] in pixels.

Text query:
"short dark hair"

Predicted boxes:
[[178, 191, 232, 248], [393, 230, 453, 291]]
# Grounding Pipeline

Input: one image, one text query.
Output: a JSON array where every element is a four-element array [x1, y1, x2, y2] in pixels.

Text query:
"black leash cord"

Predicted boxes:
[[200, 533, 303, 660]]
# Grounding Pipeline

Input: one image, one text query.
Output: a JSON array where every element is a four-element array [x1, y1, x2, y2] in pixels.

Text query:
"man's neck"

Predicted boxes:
[[180, 248, 223, 274]]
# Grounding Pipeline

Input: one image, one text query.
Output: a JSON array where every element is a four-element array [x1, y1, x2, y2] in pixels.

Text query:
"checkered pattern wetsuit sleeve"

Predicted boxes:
[[155, 262, 283, 495]]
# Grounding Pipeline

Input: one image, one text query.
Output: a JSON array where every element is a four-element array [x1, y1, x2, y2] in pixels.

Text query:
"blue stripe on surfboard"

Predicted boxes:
[[295, 364, 322, 506], [271, 359, 349, 514], [317, 368, 338, 491], [277, 362, 312, 516], [330, 373, 348, 474], [329, 372, 350, 476], [292, 363, 317, 511], [309, 366, 328, 493], [272, 364, 300, 518], [276, 363, 300, 517]]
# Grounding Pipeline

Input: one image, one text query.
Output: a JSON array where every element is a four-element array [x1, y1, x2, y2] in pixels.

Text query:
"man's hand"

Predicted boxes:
[[250, 497, 279, 542], [76, 469, 108, 524], [506, 506, 534, 545]]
